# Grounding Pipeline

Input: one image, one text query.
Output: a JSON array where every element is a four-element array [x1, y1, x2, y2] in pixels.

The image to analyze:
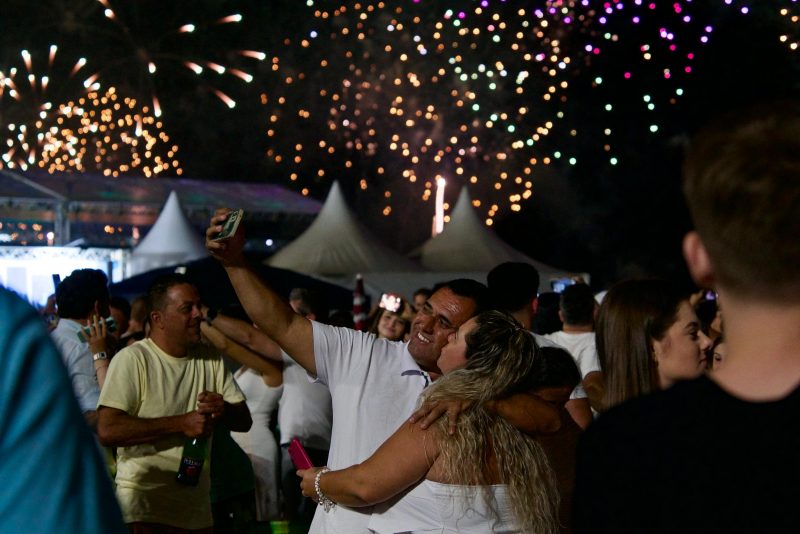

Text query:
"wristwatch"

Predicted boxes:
[[92, 351, 109, 361]]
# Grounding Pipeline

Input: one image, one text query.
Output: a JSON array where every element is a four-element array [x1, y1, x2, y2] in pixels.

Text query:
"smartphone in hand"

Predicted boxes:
[[76, 316, 117, 342], [212, 208, 244, 241], [288, 438, 314, 470]]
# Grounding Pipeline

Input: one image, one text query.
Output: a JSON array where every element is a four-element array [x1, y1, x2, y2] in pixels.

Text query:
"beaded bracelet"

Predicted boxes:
[[314, 467, 335, 513]]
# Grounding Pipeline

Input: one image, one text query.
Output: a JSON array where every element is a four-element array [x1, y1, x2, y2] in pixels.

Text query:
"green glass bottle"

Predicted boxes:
[[176, 437, 208, 486]]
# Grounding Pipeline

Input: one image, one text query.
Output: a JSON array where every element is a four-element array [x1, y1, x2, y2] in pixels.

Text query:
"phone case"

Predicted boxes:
[[212, 208, 243, 241], [76, 316, 117, 342], [288, 438, 313, 469]]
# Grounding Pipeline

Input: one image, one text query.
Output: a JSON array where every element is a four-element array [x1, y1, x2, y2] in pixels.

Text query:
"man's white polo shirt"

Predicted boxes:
[[309, 321, 429, 534]]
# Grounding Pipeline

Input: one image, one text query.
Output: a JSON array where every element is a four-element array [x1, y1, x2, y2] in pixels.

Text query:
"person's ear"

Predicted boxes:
[[149, 311, 162, 329], [650, 341, 660, 363], [531, 297, 539, 316], [557, 309, 564, 323], [683, 231, 715, 288]]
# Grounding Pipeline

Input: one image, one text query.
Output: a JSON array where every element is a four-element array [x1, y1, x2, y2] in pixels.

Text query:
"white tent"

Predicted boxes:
[[412, 188, 587, 292], [267, 181, 421, 275], [128, 191, 207, 276]]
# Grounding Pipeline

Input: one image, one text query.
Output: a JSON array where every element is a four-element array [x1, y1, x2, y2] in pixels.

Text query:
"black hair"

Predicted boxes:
[[55, 269, 109, 319], [145, 273, 194, 317], [109, 295, 131, 319], [559, 283, 595, 326], [413, 287, 433, 299], [289, 287, 329, 321], [487, 262, 540, 313], [528, 346, 582, 391], [532, 292, 562, 335], [432, 278, 490, 315]]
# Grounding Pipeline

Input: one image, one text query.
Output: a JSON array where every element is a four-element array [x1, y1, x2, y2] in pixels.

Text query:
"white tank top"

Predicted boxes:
[[368, 479, 521, 533]]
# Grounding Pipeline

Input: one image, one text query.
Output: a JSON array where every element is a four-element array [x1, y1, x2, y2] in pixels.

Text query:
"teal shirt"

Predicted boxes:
[[0, 288, 127, 533]]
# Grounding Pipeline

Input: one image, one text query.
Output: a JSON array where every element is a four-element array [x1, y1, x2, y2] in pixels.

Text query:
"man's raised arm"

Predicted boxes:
[[205, 208, 316, 375]]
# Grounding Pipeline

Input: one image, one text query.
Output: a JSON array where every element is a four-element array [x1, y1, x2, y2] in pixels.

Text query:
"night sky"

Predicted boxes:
[[1, 1, 797, 288]]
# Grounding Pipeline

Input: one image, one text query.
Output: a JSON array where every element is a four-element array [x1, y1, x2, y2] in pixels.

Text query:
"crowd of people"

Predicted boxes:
[[2, 102, 798, 534]]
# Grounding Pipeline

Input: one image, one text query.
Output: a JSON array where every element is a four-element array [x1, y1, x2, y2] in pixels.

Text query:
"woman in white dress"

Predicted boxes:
[[299, 310, 564, 533], [201, 321, 283, 522]]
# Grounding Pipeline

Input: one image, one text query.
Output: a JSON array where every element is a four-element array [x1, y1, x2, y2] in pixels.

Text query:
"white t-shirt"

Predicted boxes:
[[278, 351, 332, 450], [309, 321, 429, 534], [543, 331, 600, 378]]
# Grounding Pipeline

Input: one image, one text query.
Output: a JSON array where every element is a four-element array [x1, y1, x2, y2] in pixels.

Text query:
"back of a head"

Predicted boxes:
[[327, 309, 354, 329], [528, 346, 582, 392], [146, 273, 193, 316], [596, 279, 686, 410], [560, 283, 596, 327], [55, 269, 109, 319], [110, 295, 131, 320], [487, 262, 540, 313], [683, 101, 800, 300], [289, 287, 329, 322], [432, 278, 490, 315], [532, 292, 562, 335]]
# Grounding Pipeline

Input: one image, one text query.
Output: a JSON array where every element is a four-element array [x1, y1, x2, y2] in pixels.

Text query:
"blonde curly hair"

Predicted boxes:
[[421, 310, 559, 533]]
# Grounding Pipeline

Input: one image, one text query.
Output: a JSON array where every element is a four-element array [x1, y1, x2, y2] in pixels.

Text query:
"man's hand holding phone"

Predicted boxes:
[[206, 208, 246, 266]]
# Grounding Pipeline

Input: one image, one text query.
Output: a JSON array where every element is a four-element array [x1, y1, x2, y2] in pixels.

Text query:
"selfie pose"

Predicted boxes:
[[299, 311, 562, 533]]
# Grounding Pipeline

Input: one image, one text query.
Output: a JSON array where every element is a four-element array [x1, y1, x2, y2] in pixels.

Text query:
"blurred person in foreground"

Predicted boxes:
[[574, 102, 800, 533], [97, 274, 251, 533], [0, 287, 126, 533]]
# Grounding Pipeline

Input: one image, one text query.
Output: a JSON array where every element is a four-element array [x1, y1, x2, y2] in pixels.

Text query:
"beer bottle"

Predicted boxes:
[[176, 437, 208, 486]]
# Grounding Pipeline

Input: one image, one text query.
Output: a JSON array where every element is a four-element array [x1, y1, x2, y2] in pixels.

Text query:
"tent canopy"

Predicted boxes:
[[128, 191, 207, 276], [410, 188, 586, 291], [267, 181, 421, 275], [417, 188, 556, 272], [280, 186, 587, 299]]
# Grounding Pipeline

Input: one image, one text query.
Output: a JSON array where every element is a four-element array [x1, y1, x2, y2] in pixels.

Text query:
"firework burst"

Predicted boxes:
[[36, 86, 182, 177], [0, 45, 98, 171]]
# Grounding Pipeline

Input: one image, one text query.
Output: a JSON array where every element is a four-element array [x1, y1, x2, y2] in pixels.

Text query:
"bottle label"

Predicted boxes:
[[181, 457, 202, 475]]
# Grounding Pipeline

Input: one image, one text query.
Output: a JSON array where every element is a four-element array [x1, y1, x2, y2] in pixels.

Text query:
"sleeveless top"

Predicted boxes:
[[368, 480, 521, 533]]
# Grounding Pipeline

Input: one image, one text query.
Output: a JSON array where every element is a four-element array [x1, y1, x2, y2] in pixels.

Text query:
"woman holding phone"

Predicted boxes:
[[298, 310, 562, 533]]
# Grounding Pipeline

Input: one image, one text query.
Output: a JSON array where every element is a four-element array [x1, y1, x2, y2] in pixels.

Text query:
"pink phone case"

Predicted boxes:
[[288, 438, 313, 469]]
